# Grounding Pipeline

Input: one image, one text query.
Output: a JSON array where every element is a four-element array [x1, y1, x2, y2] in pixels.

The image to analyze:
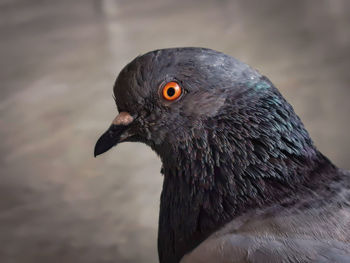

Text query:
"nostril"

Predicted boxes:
[[112, 112, 134, 126]]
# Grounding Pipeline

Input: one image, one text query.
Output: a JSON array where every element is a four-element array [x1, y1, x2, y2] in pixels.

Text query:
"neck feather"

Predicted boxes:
[[158, 137, 335, 262], [156, 85, 336, 262]]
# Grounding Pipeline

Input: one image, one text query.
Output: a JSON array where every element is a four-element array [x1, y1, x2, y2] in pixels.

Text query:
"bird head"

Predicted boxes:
[[95, 47, 317, 183], [95, 48, 260, 156]]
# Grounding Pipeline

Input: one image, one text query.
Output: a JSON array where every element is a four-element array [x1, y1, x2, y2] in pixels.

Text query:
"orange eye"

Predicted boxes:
[[162, 82, 182, 101]]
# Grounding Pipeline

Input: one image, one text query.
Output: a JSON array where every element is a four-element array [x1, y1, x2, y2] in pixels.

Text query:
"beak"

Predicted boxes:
[[94, 112, 134, 157]]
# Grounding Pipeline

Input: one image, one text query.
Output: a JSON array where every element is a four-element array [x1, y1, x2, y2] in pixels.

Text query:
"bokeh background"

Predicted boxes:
[[1, 0, 349, 262]]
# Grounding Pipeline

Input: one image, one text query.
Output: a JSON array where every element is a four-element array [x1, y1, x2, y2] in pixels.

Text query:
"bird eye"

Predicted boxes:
[[162, 82, 182, 101]]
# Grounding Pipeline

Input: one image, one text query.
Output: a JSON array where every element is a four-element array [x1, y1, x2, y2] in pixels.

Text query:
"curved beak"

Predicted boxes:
[[94, 112, 134, 157]]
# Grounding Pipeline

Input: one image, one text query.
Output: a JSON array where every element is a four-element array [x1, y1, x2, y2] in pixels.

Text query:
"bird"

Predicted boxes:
[[94, 47, 350, 263]]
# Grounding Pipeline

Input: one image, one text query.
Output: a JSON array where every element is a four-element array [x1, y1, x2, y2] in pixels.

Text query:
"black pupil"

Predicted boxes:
[[167, 87, 176, 97]]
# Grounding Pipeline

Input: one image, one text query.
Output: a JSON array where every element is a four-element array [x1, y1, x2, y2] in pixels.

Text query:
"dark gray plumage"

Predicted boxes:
[[94, 47, 350, 263]]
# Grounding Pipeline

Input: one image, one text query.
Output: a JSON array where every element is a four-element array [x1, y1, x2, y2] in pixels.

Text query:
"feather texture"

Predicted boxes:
[[96, 47, 350, 263]]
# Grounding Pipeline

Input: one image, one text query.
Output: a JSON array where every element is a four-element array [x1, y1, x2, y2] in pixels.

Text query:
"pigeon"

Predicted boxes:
[[94, 47, 350, 263]]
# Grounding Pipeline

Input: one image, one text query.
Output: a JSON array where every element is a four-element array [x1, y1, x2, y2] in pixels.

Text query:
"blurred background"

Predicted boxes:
[[0, 0, 349, 262]]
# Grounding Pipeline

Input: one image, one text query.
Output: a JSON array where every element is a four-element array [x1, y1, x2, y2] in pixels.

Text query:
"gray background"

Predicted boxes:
[[0, 0, 349, 262]]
